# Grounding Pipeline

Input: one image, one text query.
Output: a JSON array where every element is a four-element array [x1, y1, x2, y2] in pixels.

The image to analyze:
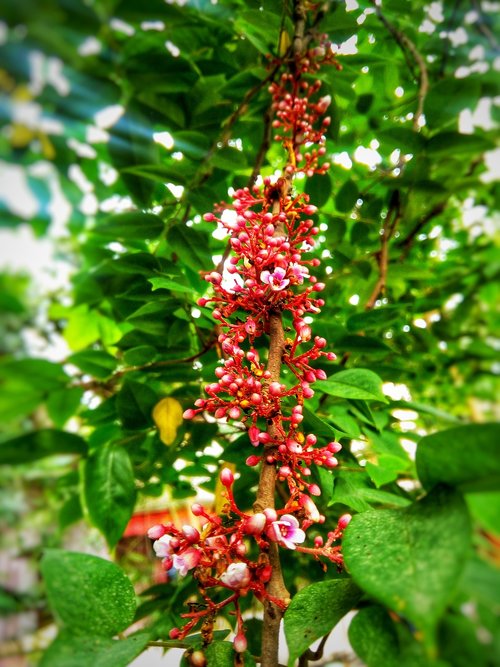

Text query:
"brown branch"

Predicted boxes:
[[365, 190, 401, 310], [254, 219, 289, 667], [369, 0, 429, 131]]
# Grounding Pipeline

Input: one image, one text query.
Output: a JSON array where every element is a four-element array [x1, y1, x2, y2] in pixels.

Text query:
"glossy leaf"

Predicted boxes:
[[41, 549, 136, 636], [343, 486, 471, 647], [321, 369, 388, 402], [284, 579, 362, 665], [95, 212, 164, 240], [416, 423, 500, 492], [40, 630, 149, 667], [0, 429, 87, 464], [83, 443, 136, 547]]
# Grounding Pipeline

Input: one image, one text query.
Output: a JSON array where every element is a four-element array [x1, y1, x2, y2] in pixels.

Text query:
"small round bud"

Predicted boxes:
[[220, 467, 234, 487]]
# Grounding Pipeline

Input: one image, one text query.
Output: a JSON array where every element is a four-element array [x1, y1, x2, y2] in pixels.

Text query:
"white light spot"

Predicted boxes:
[[481, 149, 500, 183], [154, 131, 174, 150], [99, 162, 118, 186], [86, 125, 109, 143], [110, 18, 135, 36], [0, 162, 38, 219], [395, 86, 404, 98], [414, 318, 427, 329], [78, 37, 101, 56], [191, 308, 201, 319], [0, 21, 7, 45], [345, 0, 359, 10], [427, 2, 444, 22], [141, 21, 165, 31], [67, 137, 97, 159], [335, 35, 358, 55], [419, 19, 436, 34], [444, 293, 464, 311], [333, 151, 353, 169], [354, 146, 382, 169], [94, 104, 124, 129], [167, 183, 184, 198], [165, 41, 180, 57], [81, 192, 98, 215], [383, 382, 412, 401], [349, 294, 360, 306]]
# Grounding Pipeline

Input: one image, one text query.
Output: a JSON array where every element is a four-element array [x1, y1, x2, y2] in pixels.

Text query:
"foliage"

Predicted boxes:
[[0, 0, 499, 665]]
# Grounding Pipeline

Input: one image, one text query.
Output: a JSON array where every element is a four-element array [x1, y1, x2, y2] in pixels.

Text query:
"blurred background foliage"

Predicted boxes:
[[0, 0, 499, 665]]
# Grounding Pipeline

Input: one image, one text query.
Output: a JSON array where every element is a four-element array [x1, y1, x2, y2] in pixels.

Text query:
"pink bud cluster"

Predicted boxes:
[[148, 469, 350, 650], [150, 24, 351, 656], [269, 36, 341, 177], [185, 181, 340, 497]]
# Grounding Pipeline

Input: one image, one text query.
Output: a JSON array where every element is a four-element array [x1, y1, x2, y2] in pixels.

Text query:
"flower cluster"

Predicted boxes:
[[148, 468, 351, 651], [269, 36, 341, 177], [150, 21, 351, 658], [184, 182, 340, 497]]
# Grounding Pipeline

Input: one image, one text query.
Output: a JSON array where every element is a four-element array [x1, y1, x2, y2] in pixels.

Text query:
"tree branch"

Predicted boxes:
[[365, 190, 401, 310], [369, 0, 429, 131]]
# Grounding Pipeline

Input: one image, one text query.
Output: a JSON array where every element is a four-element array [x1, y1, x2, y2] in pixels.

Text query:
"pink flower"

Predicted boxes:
[[242, 512, 267, 535], [299, 494, 321, 522], [267, 514, 306, 550], [172, 548, 201, 576], [153, 535, 174, 558], [148, 524, 167, 540], [220, 562, 251, 589], [289, 262, 309, 283], [260, 267, 290, 291]]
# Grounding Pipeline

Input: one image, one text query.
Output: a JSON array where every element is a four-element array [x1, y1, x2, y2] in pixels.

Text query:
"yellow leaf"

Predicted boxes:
[[10, 124, 35, 148], [278, 28, 291, 57], [153, 397, 184, 445], [40, 133, 56, 160]]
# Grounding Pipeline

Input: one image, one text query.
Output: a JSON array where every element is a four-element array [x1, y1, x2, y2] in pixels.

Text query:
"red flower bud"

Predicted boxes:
[[220, 467, 234, 487]]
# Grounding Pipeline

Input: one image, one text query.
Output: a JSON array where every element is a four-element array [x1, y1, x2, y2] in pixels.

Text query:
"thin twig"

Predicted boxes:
[[365, 190, 402, 310], [368, 0, 429, 131]]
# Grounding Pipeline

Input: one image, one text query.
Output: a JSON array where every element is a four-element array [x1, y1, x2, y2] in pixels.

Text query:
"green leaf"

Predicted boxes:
[[416, 424, 500, 493], [335, 179, 359, 213], [67, 350, 117, 379], [305, 172, 332, 208], [95, 212, 164, 240], [167, 224, 212, 272], [0, 430, 87, 465], [235, 10, 282, 55], [46, 387, 84, 427], [40, 630, 149, 667], [346, 307, 400, 332], [83, 443, 136, 548], [149, 276, 196, 295], [348, 606, 400, 667], [40, 549, 136, 636], [365, 454, 406, 488], [466, 491, 500, 535], [343, 486, 471, 649], [284, 579, 362, 665], [321, 369, 388, 402], [426, 132, 494, 157], [330, 469, 411, 511], [116, 379, 158, 429]]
